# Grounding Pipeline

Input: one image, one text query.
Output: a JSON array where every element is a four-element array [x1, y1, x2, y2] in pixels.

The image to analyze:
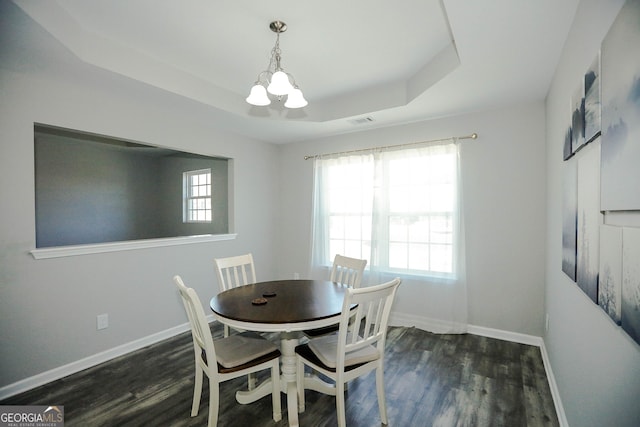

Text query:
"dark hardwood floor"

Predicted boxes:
[[1, 324, 559, 426]]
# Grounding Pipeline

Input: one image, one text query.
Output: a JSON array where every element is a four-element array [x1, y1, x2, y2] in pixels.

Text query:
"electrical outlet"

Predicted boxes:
[[293, 272, 300, 280], [97, 313, 109, 330]]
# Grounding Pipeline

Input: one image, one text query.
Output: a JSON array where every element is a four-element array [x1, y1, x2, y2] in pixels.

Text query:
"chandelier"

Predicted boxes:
[[245, 20, 308, 109]]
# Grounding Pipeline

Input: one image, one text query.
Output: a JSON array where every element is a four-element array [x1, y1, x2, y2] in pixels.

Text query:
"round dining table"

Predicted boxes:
[[210, 279, 349, 427]]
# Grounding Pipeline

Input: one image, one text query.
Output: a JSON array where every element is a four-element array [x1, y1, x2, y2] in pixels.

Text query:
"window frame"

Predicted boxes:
[[317, 145, 458, 279], [183, 168, 212, 223]]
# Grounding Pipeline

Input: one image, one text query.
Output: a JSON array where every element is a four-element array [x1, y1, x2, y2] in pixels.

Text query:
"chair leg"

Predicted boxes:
[[375, 365, 388, 425], [336, 380, 347, 427], [191, 365, 203, 416], [247, 372, 257, 390], [207, 377, 219, 427], [271, 359, 283, 422], [296, 358, 305, 413]]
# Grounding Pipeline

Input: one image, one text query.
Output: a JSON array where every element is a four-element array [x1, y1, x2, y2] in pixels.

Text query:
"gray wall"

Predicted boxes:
[[545, 0, 640, 426], [35, 134, 161, 246]]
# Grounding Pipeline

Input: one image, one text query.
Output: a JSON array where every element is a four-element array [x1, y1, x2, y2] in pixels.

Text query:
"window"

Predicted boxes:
[[184, 169, 212, 223], [312, 141, 460, 278]]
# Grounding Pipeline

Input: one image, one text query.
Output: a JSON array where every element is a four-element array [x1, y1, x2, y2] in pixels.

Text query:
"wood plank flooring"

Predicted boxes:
[[1, 324, 559, 426]]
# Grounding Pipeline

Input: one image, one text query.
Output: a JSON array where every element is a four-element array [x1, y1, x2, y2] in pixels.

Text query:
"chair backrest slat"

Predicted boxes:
[[214, 253, 257, 292], [330, 254, 367, 288]]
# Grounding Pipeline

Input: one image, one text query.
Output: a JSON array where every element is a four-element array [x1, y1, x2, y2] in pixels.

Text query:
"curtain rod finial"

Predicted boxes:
[[471, 133, 478, 139]]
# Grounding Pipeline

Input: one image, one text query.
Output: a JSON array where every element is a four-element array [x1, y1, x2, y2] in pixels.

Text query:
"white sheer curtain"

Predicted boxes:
[[310, 140, 467, 334]]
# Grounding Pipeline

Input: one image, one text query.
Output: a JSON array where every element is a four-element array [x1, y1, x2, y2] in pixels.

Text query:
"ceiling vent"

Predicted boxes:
[[348, 116, 375, 125]]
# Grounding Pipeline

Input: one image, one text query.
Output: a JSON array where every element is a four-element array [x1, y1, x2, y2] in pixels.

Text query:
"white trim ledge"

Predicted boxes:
[[30, 234, 237, 259]]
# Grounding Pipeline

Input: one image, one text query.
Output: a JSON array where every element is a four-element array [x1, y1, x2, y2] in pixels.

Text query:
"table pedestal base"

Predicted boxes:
[[303, 374, 336, 395], [233, 332, 335, 426]]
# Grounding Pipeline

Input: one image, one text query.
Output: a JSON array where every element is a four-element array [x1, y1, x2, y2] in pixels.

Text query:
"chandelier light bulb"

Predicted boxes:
[[284, 88, 308, 109], [246, 84, 271, 106], [267, 71, 294, 96]]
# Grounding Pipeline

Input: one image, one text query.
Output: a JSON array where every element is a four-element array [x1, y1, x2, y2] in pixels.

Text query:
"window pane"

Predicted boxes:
[[361, 188, 373, 213], [389, 158, 410, 186], [409, 218, 429, 243], [329, 188, 347, 212], [344, 216, 362, 240], [389, 217, 408, 241], [330, 239, 344, 261], [430, 154, 454, 181], [431, 184, 454, 211], [344, 192, 363, 213], [408, 188, 430, 212], [329, 216, 345, 239], [344, 240, 363, 259], [389, 186, 409, 211], [430, 244, 453, 273], [362, 215, 372, 239], [431, 215, 452, 244], [410, 162, 430, 184], [408, 243, 429, 270], [389, 242, 408, 269]]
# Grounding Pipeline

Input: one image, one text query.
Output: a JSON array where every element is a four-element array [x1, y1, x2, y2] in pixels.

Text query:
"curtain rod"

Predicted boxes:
[[303, 132, 478, 160]]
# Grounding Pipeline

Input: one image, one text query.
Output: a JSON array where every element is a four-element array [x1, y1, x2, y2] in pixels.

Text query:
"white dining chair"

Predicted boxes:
[[214, 253, 257, 337], [295, 277, 401, 427], [173, 275, 282, 426], [303, 254, 367, 338]]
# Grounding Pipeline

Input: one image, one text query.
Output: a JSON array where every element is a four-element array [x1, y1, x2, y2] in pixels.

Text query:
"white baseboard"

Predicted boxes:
[[539, 340, 569, 427], [0, 315, 215, 401], [390, 312, 468, 334], [390, 313, 568, 427], [466, 324, 543, 347]]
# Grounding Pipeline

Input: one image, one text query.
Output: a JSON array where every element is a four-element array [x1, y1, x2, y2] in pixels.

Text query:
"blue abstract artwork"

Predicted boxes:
[[584, 53, 601, 145], [601, 0, 640, 211]]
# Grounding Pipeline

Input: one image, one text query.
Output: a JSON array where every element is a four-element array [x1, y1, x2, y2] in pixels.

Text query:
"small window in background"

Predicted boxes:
[[184, 169, 212, 223]]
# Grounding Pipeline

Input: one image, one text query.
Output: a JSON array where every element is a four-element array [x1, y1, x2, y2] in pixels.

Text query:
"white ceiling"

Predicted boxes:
[[10, 0, 580, 144]]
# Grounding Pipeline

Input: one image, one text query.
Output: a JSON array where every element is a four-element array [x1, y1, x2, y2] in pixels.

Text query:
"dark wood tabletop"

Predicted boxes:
[[210, 279, 348, 325]]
